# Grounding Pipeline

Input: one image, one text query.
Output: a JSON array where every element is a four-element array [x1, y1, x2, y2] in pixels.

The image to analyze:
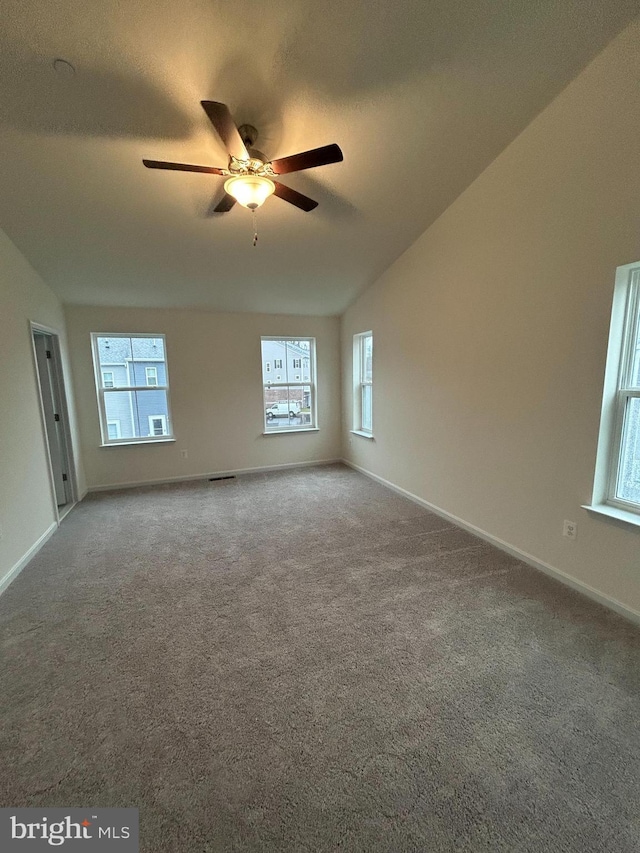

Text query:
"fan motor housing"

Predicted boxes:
[[238, 124, 259, 148]]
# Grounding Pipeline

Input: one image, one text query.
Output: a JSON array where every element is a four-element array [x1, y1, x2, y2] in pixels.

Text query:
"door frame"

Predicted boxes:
[[30, 321, 78, 522]]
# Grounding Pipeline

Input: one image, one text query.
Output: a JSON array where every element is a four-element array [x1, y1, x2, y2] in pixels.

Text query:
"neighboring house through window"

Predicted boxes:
[[148, 415, 168, 436], [353, 331, 373, 436], [91, 333, 173, 444], [590, 261, 640, 521], [261, 338, 316, 432]]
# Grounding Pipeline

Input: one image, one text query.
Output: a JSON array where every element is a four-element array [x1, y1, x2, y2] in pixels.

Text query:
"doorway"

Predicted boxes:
[[31, 325, 76, 516]]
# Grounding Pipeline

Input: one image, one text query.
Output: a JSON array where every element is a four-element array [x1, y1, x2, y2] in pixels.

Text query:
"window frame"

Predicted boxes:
[[260, 337, 317, 434], [352, 331, 373, 437], [102, 370, 115, 388], [588, 262, 640, 524], [91, 332, 175, 446], [145, 366, 158, 386]]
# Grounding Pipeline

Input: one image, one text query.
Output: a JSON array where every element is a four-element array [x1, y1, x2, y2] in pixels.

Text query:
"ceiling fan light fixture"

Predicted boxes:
[[224, 175, 275, 210]]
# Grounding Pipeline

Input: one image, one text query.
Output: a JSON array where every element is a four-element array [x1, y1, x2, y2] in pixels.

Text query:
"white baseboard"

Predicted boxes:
[[342, 458, 640, 626], [87, 458, 342, 493], [57, 501, 77, 522], [0, 522, 58, 597]]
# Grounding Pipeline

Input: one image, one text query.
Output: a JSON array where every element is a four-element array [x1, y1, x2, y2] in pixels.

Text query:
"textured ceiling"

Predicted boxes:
[[1, 0, 639, 315]]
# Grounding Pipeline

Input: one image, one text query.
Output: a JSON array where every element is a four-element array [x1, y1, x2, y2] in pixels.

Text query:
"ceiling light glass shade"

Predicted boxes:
[[224, 175, 275, 209]]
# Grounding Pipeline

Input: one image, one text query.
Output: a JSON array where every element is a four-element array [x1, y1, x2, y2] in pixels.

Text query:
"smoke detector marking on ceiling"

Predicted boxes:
[[52, 58, 76, 77]]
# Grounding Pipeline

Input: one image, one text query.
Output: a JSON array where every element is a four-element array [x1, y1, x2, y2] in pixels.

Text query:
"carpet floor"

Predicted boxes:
[[1, 464, 639, 852]]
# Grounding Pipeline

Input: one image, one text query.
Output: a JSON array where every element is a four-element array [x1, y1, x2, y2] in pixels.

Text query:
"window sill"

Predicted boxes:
[[582, 503, 640, 530], [350, 430, 374, 440], [262, 428, 319, 436], [100, 438, 176, 447]]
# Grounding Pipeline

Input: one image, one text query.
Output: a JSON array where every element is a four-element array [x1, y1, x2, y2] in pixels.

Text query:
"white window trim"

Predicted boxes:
[[148, 414, 168, 436], [91, 332, 174, 446], [145, 366, 158, 386], [353, 331, 373, 436], [102, 370, 115, 388], [586, 262, 640, 527], [261, 337, 317, 434], [351, 429, 375, 440]]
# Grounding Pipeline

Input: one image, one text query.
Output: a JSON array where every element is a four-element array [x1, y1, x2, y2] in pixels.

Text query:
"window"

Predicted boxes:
[[148, 415, 168, 436], [91, 333, 173, 445], [292, 358, 302, 369], [261, 338, 316, 432], [591, 262, 640, 520], [353, 331, 373, 435]]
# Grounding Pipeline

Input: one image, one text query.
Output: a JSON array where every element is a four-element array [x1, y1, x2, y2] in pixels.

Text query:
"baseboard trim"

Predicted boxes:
[[87, 458, 342, 493], [57, 501, 77, 522], [0, 522, 58, 597], [342, 458, 640, 626]]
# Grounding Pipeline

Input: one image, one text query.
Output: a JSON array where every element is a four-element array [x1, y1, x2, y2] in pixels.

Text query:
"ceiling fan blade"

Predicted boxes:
[[211, 193, 237, 214], [200, 101, 248, 161], [269, 144, 343, 175], [143, 159, 226, 175], [273, 181, 318, 212]]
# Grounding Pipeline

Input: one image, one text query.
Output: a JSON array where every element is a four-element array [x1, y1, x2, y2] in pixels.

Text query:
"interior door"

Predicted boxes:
[[33, 332, 71, 507]]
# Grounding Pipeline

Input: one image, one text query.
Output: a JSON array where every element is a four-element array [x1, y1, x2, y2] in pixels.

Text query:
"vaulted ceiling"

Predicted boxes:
[[2, 0, 639, 315]]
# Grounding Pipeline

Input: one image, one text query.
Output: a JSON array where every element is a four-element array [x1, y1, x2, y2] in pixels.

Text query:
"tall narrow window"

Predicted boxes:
[[261, 338, 316, 432], [353, 331, 373, 435], [91, 333, 173, 444], [591, 262, 640, 519]]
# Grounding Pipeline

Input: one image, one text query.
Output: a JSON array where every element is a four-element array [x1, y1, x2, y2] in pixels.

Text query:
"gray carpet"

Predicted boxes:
[[1, 464, 639, 852]]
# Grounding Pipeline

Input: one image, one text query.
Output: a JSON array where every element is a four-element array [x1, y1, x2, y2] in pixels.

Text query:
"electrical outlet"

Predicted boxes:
[[563, 519, 577, 540], [181, 449, 188, 459]]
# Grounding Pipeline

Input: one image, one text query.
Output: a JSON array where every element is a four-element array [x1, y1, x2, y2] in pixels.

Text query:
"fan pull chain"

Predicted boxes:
[[252, 209, 258, 247]]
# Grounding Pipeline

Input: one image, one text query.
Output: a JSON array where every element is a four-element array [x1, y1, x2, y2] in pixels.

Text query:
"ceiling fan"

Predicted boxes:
[[143, 100, 343, 214]]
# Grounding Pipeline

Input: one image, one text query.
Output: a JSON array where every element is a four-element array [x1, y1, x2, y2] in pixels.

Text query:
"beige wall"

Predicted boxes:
[[66, 305, 341, 489], [342, 19, 640, 616], [0, 228, 84, 585]]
